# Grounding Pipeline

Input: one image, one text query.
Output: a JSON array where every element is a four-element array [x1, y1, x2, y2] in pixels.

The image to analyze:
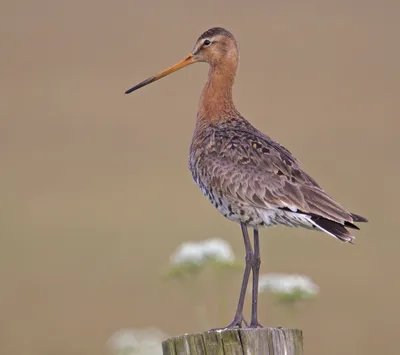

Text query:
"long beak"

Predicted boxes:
[[125, 53, 197, 94]]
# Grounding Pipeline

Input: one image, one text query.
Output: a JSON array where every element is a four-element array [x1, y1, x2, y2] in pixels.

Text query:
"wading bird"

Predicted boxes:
[[125, 27, 367, 329]]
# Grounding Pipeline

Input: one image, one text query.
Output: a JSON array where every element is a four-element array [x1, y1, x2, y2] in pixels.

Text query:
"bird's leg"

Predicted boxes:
[[250, 228, 263, 328], [220, 223, 252, 329]]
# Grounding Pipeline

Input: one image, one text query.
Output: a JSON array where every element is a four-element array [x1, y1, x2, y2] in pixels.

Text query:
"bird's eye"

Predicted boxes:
[[203, 39, 211, 46]]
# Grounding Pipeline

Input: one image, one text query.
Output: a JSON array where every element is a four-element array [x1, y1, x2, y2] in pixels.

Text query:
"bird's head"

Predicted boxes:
[[125, 27, 238, 94]]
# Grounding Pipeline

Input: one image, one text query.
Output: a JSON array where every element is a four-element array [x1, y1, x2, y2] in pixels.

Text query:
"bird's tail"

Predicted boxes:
[[350, 213, 368, 223], [310, 213, 367, 244]]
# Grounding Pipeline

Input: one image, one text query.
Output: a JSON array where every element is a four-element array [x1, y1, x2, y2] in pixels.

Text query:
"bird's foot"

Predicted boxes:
[[248, 321, 264, 329], [209, 314, 248, 331]]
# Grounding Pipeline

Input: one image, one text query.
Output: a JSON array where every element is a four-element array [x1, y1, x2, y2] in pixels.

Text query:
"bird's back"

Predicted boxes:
[[189, 115, 367, 243]]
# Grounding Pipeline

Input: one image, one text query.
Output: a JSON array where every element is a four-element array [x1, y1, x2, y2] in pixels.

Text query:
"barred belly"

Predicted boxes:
[[198, 182, 315, 230]]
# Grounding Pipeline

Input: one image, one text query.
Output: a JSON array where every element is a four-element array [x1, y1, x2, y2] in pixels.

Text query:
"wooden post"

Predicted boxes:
[[162, 328, 303, 355]]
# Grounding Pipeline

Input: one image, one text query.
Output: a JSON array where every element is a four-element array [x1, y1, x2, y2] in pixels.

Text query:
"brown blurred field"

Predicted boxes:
[[1, 0, 399, 354]]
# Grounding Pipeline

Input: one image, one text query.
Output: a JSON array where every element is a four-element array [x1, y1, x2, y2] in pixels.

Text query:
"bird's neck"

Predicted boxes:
[[197, 62, 239, 124]]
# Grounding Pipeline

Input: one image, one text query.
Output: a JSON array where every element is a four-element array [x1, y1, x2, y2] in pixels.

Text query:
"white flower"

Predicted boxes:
[[170, 242, 205, 265], [258, 273, 319, 297], [202, 238, 235, 263], [170, 238, 235, 266], [107, 328, 165, 355]]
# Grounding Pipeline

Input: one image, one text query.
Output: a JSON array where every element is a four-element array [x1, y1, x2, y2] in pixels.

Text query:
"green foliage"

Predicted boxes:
[[164, 258, 243, 280], [272, 288, 317, 305]]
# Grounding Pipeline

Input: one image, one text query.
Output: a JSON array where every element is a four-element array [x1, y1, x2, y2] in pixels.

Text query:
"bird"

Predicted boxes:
[[125, 27, 367, 329]]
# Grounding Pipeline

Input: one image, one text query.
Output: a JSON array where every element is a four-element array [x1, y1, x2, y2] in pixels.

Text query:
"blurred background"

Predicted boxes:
[[1, 0, 399, 354]]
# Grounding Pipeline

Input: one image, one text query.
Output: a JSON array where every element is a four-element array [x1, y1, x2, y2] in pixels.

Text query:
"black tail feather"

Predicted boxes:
[[344, 221, 360, 230], [311, 216, 355, 243], [351, 213, 368, 223]]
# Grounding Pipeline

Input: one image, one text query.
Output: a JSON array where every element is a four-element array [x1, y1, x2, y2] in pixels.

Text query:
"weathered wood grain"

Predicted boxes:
[[162, 328, 303, 355]]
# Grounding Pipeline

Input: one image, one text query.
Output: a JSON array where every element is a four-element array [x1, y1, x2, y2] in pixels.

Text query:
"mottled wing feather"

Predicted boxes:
[[199, 126, 357, 225]]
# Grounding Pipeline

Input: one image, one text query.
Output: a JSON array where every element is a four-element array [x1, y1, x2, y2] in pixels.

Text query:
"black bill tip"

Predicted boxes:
[[125, 76, 157, 94]]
